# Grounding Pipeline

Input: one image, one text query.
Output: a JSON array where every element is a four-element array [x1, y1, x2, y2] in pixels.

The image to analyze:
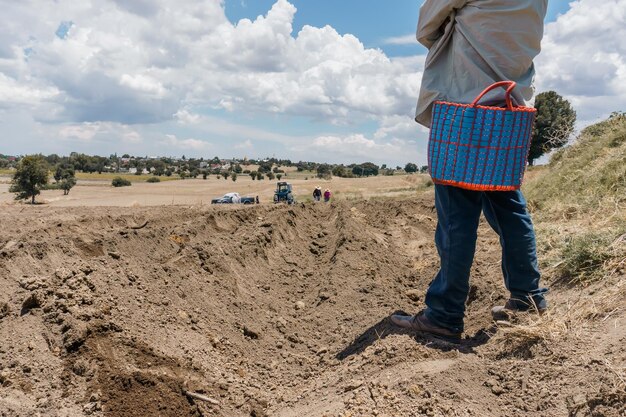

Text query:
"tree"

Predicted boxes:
[[222, 172, 230, 180], [112, 177, 131, 187], [332, 165, 349, 177], [529, 91, 576, 165], [258, 162, 273, 173], [45, 154, 61, 165], [276, 174, 282, 180], [10, 155, 49, 204], [231, 173, 237, 182], [152, 160, 166, 176], [404, 163, 418, 174], [352, 162, 379, 177], [316, 163, 332, 179], [54, 163, 76, 195], [250, 172, 257, 180], [267, 172, 275, 180]]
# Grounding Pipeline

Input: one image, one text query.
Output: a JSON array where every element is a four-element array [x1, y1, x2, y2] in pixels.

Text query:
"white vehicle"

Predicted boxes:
[[211, 192, 242, 204]]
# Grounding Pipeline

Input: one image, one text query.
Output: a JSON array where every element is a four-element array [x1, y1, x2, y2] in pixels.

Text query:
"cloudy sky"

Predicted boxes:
[[0, 0, 623, 165]]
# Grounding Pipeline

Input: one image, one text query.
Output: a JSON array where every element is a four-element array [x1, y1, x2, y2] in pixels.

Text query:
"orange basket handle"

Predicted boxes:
[[470, 81, 516, 110]]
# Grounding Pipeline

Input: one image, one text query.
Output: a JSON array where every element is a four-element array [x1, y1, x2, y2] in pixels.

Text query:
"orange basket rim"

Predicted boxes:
[[434, 100, 536, 113], [432, 178, 521, 191]]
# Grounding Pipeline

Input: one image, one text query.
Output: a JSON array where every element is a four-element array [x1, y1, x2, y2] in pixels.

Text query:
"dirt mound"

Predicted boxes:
[[0, 199, 623, 416]]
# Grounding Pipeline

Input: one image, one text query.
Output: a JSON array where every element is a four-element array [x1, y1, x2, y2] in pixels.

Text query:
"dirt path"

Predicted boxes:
[[0, 200, 623, 416]]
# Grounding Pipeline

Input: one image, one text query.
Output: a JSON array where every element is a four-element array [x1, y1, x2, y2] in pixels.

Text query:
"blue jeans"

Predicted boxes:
[[425, 184, 547, 333]]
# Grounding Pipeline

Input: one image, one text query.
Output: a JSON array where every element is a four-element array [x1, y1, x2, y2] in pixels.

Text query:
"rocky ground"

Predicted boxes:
[[0, 199, 624, 416]]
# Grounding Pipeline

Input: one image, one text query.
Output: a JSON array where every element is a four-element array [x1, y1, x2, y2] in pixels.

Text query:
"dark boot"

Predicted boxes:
[[390, 313, 462, 344]]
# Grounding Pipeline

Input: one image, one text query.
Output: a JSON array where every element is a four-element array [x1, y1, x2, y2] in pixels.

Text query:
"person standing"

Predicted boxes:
[[391, 0, 549, 343], [313, 186, 322, 202], [323, 189, 331, 203]]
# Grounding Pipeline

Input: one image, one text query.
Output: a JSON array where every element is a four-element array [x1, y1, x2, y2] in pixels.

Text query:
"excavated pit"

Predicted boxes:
[[1, 199, 623, 417]]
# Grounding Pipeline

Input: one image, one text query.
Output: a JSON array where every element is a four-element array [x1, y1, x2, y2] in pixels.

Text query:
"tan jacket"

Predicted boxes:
[[415, 0, 548, 127]]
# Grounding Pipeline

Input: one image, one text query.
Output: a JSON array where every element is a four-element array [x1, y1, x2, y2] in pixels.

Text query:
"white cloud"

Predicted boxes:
[[0, 72, 59, 107], [122, 131, 142, 143], [162, 134, 211, 150], [374, 114, 427, 141], [0, 0, 420, 126], [174, 109, 202, 124], [56, 121, 144, 144], [120, 74, 166, 97], [58, 123, 100, 141], [301, 133, 420, 165], [536, 0, 626, 120], [0, 0, 622, 164], [235, 139, 254, 150], [298, 114, 430, 165], [383, 34, 417, 45]]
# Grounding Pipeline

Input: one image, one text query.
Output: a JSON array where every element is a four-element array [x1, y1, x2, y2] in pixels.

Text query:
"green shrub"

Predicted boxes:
[[112, 177, 131, 187], [146, 177, 160, 183]]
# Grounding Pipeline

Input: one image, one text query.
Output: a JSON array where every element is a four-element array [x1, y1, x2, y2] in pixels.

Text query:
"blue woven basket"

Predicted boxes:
[[428, 81, 536, 191]]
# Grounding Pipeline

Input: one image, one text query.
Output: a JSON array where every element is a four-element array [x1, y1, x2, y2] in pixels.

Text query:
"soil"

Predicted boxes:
[[0, 198, 624, 416]]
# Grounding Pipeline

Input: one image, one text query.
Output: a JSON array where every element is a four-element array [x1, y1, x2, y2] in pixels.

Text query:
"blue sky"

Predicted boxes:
[[225, 0, 574, 57], [226, 0, 425, 55], [0, 0, 623, 165]]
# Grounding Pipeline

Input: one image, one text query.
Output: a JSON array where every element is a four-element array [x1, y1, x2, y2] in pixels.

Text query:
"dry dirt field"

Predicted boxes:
[[0, 174, 430, 207], [0, 182, 624, 416]]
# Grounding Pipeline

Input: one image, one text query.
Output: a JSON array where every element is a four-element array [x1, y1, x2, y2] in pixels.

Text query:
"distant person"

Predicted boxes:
[[390, 0, 549, 344], [323, 189, 331, 203], [256, 195, 259, 204], [313, 186, 322, 202]]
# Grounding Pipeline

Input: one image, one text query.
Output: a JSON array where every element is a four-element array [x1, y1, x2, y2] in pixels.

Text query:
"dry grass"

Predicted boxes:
[[490, 116, 626, 362], [496, 276, 623, 338], [490, 275, 624, 363], [0, 170, 181, 182], [524, 115, 626, 284], [75, 172, 181, 182]]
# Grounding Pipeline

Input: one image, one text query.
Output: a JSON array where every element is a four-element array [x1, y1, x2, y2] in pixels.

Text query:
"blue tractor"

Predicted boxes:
[[273, 182, 295, 204]]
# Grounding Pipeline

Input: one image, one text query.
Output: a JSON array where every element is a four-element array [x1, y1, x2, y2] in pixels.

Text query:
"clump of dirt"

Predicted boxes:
[[0, 199, 623, 417], [74, 337, 204, 417]]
